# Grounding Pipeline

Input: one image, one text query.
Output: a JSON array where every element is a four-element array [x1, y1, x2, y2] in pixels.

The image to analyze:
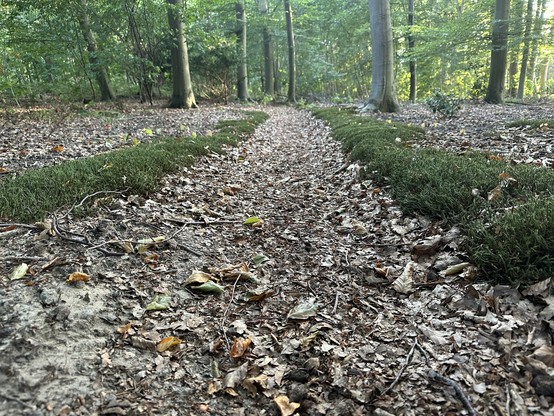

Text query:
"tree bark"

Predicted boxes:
[[167, 0, 197, 109], [407, 0, 416, 103], [529, 0, 546, 95], [485, 0, 510, 104], [235, 1, 250, 101], [284, 0, 296, 103], [517, 0, 533, 100], [364, 0, 399, 112], [259, 0, 274, 96], [78, 0, 115, 101]]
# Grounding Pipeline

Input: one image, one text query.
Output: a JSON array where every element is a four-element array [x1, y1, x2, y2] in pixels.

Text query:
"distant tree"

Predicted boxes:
[[485, 0, 510, 104], [166, 0, 197, 108], [235, 1, 250, 101], [363, 0, 399, 112], [407, 0, 416, 103], [78, 0, 116, 101], [516, 0, 533, 100], [284, 0, 296, 103], [259, 0, 274, 96]]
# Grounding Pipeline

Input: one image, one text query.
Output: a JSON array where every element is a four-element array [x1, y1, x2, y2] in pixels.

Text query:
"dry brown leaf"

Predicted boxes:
[[392, 262, 414, 294], [230, 337, 252, 358], [157, 336, 182, 352], [274, 395, 300, 416], [68, 272, 90, 284]]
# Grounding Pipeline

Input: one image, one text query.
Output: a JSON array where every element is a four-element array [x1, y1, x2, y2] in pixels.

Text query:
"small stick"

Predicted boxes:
[[220, 275, 242, 351], [428, 370, 478, 416], [0, 393, 35, 410], [381, 339, 421, 396], [332, 291, 339, 315], [59, 189, 128, 219]]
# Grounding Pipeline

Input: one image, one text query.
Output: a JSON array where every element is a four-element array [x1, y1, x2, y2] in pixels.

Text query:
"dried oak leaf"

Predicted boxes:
[[230, 337, 252, 358], [157, 336, 182, 352], [274, 395, 300, 416]]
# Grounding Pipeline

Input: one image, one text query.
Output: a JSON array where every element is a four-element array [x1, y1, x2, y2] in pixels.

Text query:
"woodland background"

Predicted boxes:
[[1, 0, 553, 106]]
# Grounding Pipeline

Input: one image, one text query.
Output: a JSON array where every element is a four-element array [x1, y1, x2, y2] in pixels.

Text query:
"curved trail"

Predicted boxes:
[[0, 106, 547, 415]]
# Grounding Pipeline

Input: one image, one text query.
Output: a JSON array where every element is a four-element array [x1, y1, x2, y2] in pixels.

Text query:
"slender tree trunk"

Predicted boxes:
[[284, 0, 296, 103], [507, 0, 524, 97], [517, 0, 534, 100], [485, 0, 510, 104], [78, 0, 115, 101], [407, 0, 416, 103], [167, 0, 197, 109], [235, 1, 250, 101], [259, 0, 274, 96], [530, 0, 546, 95], [364, 0, 399, 112], [538, 57, 549, 96]]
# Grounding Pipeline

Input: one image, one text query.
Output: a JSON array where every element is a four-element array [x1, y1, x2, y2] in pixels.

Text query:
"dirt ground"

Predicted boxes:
[[1, 101, 554, 415]]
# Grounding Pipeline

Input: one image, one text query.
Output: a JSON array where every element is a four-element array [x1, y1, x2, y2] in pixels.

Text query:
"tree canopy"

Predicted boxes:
[[1, 0, 553, 103]]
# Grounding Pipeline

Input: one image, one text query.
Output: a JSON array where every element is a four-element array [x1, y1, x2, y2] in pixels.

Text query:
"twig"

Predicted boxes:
[[381, 338, 422, 396], [4, 256, 46, 262], [59, 189, 128, 219], [220, 275, 242, 351], [428, 370, 478, 416], [0, 223, 40, 230], [52, 216, 124, 256], [0, 393, 35, 410], [332, 291, 339, 315]]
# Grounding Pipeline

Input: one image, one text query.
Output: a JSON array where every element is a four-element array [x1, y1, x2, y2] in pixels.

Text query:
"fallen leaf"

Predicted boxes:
[[117, 323, 132, 335], [51, 145, 64, 153], [230, 337, 252, 358], [392, 261, 415, 294], [288, 301, 318, 320], [246, 289, 275, 302], [190, 281, 225, 294], [68, 271, 90, 284], [157, 336, 182, 352], [252, 253, 270, 265], [243, 374, 268, 395], [223, 363, 248, 389], [244, 216, 261, 225], [185, 270, 215, 285], [10, 263, 29, 280], [444, 262, 471, 276], [146, 293, 171, 311], [530, 345, 554, 367], [274, 395, 300, 416]]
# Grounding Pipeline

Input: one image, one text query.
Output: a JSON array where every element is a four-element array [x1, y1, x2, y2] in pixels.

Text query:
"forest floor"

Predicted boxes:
[[1, 100, 554, 416]]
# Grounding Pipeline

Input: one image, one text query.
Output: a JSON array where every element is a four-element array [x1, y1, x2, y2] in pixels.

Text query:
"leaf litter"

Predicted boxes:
[[0, 102, 553, 415]]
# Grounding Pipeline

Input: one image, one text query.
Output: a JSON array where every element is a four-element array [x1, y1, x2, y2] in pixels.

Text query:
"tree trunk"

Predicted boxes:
[[538, 57, 549, 96], [529, 0, 546, 95], [517, 0, 533, 100], [364, 0, 399, 112], [284, 0, 296, 103], [167, 0, 197, 109], [235, 1, 250, 101], [259, 0, 274, 96], [78, 0, 115, 101], [485, 0, 510, 104], [407, 0, 416, 103], [507, 0, 524, 97]]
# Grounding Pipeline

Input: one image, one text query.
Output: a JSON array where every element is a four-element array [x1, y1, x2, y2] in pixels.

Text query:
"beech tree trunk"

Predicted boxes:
[[364, 0, 399, 112], [236, 1, 250, 101], [407, 0, 416, 103], [485, 0, 510, 104], [78, 0, 115, 101], [517, 0, 533, 100], [259, 0, 274, 96], [284, 0, 296, 103], [167, 0, 197, 109]]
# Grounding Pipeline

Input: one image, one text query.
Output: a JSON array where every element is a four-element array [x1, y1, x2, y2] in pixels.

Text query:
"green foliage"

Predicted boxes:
[[426, 91, 462, 117], [313, 107, 554, 285], [0, 110, 268, 222]]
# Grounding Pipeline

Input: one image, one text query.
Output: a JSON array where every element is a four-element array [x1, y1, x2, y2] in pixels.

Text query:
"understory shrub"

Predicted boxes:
[[312, 107, 554, 285]]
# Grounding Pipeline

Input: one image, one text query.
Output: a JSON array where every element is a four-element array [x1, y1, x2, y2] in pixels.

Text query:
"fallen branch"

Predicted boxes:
[[380, 338, 425, 396], [59, 189, 128, 220], [0, 393, 35, 410]]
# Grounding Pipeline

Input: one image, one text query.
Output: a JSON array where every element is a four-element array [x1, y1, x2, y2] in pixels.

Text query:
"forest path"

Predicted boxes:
[[0, 105, 547, 415]]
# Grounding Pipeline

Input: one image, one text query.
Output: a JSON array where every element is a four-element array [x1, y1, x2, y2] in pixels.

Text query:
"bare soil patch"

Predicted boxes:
[[1, 102, 553, 415]]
